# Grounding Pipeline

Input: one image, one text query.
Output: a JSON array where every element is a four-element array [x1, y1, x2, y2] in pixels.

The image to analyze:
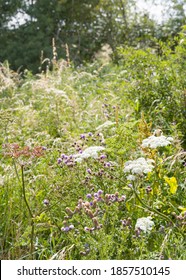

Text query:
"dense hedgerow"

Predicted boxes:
[[0, 33, 186, 260]]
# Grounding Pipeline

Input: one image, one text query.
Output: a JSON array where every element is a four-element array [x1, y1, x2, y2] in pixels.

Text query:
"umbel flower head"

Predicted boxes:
[[135, 217, 154, 233], [73, 146, 105, 162], [124, 157, 154, 176], [141, 135, 173, 149]]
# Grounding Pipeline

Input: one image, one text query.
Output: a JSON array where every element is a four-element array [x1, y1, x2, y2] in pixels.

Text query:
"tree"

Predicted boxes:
[[0, 0, 186, 73]]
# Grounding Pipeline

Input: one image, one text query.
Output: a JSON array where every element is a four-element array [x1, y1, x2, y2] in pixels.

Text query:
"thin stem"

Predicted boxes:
[[112, 173, 176, 225], [21, 165, 32, 218], [159, 229, 172, 260], [21, 165, 34, 259], [132, 186, 172, 223], [12, 158, 20, 182]]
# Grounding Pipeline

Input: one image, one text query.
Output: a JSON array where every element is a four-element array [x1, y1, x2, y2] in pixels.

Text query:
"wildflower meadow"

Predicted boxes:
[[0, 32, 186, 260]]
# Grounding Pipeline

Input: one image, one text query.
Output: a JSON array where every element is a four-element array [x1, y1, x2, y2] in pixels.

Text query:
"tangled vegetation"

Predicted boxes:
[[0, 33, 186, 260]]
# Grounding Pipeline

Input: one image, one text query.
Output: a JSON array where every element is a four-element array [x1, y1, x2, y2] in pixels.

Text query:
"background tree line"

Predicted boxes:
[[0, 0, 186, 73]]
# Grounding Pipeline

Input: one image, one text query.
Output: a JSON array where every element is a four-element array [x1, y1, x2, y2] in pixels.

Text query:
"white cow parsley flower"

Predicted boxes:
[[141, 135, 173, 149], [126, 174, 136, 181], [73, 146, 105, 162], [124, 157, 154, 176], [135, 217, 154, 233]]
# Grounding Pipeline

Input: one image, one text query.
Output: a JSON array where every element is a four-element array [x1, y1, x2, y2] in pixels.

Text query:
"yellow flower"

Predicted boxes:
[[164, 176, 178, 194]]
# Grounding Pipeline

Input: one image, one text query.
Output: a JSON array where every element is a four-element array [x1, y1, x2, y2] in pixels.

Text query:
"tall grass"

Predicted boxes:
[[0, 38, 185, 259]]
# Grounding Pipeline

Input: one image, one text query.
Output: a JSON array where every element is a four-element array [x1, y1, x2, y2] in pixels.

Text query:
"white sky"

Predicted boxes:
[[136, 0, 166, 23], [137, 0, 186, 23]]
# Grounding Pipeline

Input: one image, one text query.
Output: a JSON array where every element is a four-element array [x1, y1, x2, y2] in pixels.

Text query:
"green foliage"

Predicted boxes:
[[1, 0, 186, 72], [0, 45, 185, 260], [116, 30, 186, 148]]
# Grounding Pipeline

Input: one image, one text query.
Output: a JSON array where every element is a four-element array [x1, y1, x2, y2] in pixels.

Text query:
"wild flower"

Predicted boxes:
[[127, 175, 136, 181], [57, 154, 76, 167], [86, 194, 92, 199], [104, 162, 111, 167], [62, 190, 126, 234], [61, 224, 74, 232], [94, 192, 99, 198], [124, 157, 154, 176], [69, 225, 75, 230], [57, 158, 62, 164], [73, 146, 105, 162], [86, 168, 92, 174], [43, 199, 49, 206], [146, 186, 152, 194], [141, 135, 173, 149], [121, 217, 132, 228], [61, 226, 70, 232], [80, 134, 86, 139], [105, 193, 126, 204], [3, 143, 45, 159], [97, 189, 103, 196], [135, 217, 154, 233], [99, 154, 107, 160]]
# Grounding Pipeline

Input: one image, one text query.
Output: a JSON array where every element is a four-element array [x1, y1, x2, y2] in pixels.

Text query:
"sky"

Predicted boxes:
[[136, 0, 165, 23]]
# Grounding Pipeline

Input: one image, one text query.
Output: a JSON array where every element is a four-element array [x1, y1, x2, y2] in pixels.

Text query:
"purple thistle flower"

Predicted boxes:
[[100, 154, 107, 159], [80, 134, 86, 139], [43, 199, 49, 206], [61, 154, 66, 159], [57, 158, 62, 164], [61, 226, 70, 232], [97, 189, 103, 196], [121, 219, 127, 226], [69, 225, 74, 230], [86, 193, 92, 199], [135, 228, 141, 237], [87, 168, 92, 174]]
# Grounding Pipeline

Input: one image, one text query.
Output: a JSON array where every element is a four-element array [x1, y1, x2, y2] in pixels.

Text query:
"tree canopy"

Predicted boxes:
[[0, 0, 186, 73]]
